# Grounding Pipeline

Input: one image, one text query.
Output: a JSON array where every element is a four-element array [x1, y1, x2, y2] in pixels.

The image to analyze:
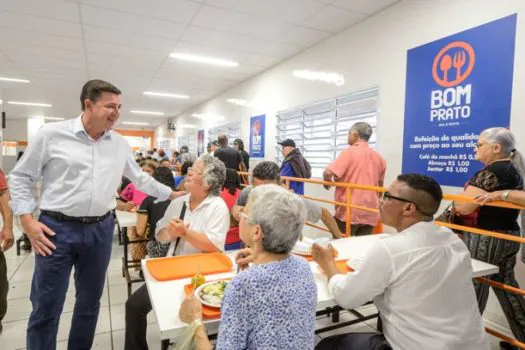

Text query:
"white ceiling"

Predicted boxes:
[[0, 0, 398, 127]]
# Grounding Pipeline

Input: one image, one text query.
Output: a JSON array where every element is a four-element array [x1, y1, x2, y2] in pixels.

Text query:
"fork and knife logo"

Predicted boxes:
[[432, 41, 475, 88]]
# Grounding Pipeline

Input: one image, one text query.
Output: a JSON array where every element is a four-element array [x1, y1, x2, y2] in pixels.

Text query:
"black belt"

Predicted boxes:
[[41, 210, 111, 224]]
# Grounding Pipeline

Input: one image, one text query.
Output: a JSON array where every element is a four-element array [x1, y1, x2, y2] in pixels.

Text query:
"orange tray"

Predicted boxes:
[[336, 260, 354, 273], [293, 248, 339, 262], [146, 253, 233, 281], [183, 280, 231, 319]]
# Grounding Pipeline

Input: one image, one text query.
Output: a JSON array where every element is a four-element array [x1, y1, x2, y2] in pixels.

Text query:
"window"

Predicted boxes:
[[208, 121, 242, 145], [276, 88, 379, 177]]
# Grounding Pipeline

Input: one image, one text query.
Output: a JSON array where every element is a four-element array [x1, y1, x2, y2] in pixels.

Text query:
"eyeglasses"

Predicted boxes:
[[382, 192, 434, 217], [475, 142, 493, 149]]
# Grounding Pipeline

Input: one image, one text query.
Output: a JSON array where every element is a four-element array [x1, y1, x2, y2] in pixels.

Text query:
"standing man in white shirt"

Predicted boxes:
[[9, 80, 183, 350], [312, 173, 490, 350]]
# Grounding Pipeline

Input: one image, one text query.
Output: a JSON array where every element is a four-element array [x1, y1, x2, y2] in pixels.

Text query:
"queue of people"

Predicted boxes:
[[2, 78, 525, 350]]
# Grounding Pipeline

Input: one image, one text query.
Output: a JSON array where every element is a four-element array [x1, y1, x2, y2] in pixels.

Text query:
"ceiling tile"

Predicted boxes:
[[2, 44, 85, 62], [83, 25, 177, 51], [76, 0, 201, 23], [1, 0, 80, 22], [305, 5, 366, 33], [0, 11, 82, 38], [181, 25, 272, 55], [80, 5, 186, 40], [0, 28, 85, 52], [263, 42, 304, 58], [332, 0, 399, 15], [205, 0, 326, 24], [85, 41, 168, 66], [5, 52, 86, 71], [276, 25, 331, 47], [191, 6, 285, 41]]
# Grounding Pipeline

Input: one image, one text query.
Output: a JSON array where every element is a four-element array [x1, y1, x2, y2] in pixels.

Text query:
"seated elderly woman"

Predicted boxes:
[[179, 184, 317, 349], [124, 154, 230, 350]]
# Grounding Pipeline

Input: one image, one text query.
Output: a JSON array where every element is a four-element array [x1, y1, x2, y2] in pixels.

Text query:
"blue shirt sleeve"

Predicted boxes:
[[216, 277, 249, 350]]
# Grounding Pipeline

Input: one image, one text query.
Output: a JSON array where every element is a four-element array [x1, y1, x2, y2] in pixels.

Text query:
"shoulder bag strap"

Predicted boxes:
[[172, 202, 187, 256]]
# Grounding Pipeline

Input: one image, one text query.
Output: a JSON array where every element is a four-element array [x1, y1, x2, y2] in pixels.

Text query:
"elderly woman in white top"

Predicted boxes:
[[179, 184, 317, 350], [125, 154, 230, 350]]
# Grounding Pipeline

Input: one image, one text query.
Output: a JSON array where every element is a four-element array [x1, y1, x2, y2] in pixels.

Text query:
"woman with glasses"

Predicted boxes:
[[179, 184, 317, 349], [125, 154, 230, 350], [452, 127, 525, 348]]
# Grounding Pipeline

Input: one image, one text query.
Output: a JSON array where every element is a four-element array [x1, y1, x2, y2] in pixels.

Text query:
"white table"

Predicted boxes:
[[142, 234, 499, 344], [115, 210, 137, 228]]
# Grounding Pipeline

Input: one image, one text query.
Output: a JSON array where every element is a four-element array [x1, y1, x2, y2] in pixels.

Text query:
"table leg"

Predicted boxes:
[[331, 307, 340, 323], [161, 339, 170, 350]]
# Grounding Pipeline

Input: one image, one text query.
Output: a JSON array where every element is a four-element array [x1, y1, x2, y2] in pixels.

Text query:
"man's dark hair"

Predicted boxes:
[[223, 168, 241, 195], [218, 134, 228, 147], [80, 79, 121, 111], [397, 173, 443, 216], [233, 138, 245, 151], [153, 167, 175, 189], [252, 161, 280, 183], [181, 161, 193, 176]]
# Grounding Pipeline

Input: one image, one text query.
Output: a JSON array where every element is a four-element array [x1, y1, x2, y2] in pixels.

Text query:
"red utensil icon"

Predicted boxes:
[[439, 54, 452, 82], [453, 50, 467, 81]]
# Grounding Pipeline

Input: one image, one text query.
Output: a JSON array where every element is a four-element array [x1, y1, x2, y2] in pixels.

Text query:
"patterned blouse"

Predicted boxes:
[[216, 256, 317, 350]]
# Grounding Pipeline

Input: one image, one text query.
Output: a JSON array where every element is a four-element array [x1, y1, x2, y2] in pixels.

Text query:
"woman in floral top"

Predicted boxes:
[[180, 184, 317, 349]]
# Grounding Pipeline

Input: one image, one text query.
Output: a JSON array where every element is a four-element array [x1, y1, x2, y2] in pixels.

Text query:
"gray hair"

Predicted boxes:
[[350, 122, 373, 141], [246, 184, 306, 254], [481, 127, 525, 177], [200, 154, 226, 196]]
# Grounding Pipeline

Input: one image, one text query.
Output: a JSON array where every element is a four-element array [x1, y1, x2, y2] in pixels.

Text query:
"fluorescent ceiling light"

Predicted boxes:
[[180, 124, 197, 129], [191, 113, 226, 121], [144, 91, 190, 99], [292, 69, 345, 86], [170, 53, 238, 68], [227, 98, 251, 107], [0, 76, 30, 83], [123, 122, 149, 126], [8, 101, 52, 107], [130, 110, 165, 116]]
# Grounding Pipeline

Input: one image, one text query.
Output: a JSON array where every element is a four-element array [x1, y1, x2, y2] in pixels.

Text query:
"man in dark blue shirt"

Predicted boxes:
[[279, 139, 311, 195]]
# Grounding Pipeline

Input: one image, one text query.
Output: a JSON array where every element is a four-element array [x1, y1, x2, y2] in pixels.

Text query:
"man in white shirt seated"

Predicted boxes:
[[312, 173, 490, 350]]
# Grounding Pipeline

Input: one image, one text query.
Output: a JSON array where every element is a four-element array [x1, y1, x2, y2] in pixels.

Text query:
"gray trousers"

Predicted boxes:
[[464, 231, 525, 342]]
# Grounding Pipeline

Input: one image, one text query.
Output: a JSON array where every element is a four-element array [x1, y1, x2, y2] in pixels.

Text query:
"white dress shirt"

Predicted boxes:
[[9, 115, 172, 217], [156, 194, 229, 256], [329, 221, 490, 350]]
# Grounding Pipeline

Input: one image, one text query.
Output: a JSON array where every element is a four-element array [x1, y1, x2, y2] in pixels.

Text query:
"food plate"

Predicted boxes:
[[194, 280, 230, 309]]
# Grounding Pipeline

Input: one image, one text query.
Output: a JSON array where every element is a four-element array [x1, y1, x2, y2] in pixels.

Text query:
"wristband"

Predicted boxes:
[[502, 190, 511, 201]]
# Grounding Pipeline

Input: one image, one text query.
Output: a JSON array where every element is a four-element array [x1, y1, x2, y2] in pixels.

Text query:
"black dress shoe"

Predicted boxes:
[[500, 341, 519, 350]]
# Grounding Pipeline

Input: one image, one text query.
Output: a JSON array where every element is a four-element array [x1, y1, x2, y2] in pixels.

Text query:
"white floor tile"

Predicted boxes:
[[0, 318, 28, 350], [56, 306, 112, 342], [3, 297, 32, 323], [110, 302, 157, 332], [55, 331, 113, 350], [7, 281, 32, 300], [112, 324, 162, 350], [109, 282, 143, 306]]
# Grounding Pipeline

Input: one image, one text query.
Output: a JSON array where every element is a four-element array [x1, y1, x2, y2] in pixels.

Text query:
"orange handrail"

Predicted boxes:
[[237, 170, 525, 345]]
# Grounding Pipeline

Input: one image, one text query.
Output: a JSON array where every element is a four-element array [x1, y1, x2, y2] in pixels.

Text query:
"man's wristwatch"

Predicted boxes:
[[502, 190, 511, 201]]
